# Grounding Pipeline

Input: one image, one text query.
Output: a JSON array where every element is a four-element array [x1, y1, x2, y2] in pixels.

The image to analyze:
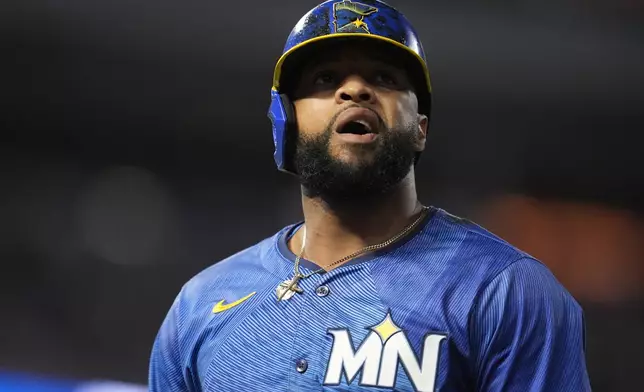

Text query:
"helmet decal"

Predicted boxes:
[[333, 1, 379, 33]]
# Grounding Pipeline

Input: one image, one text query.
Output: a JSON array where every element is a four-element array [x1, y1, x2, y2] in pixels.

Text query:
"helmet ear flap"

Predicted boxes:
[[268, 91, 298, 174], [281, 93, 299, 174], [280, 93, 296, 131]]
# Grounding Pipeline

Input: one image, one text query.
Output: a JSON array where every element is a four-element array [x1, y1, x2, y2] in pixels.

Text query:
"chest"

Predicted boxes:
[[194, 272, 470, 392]]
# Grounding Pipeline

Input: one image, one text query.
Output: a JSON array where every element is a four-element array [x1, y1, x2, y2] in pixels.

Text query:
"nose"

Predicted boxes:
[[335, 75, 376, 105]]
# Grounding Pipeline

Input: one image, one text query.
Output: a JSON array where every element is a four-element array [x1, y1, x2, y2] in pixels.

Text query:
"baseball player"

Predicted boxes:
[[149, 1, 592, 390]]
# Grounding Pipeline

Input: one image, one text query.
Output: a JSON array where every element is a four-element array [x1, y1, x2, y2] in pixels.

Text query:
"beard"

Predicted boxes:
[[292, 115, 419, 204]]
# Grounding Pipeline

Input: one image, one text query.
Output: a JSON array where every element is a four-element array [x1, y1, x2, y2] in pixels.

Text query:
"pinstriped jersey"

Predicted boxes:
[[149, 207, 592, 391]]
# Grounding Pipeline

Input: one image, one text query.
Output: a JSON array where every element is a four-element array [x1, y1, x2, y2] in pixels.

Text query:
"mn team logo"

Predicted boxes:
[[333, 0, 378, 33], [323, 312, 447, 391]]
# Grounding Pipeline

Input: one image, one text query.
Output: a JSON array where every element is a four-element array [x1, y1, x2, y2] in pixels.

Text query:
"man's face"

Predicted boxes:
[[290, 44, 428, 201]]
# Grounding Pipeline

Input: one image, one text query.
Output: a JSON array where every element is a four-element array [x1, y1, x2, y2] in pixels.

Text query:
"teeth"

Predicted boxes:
[[355, 120, 370, 130], [337, 118, 376, 134]]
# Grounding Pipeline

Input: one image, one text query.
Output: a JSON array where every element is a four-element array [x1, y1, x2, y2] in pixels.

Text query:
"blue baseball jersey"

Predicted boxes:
[[149, 207, 591, 391]]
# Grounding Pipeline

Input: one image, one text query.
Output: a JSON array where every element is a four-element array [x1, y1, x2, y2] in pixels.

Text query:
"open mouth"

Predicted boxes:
[[333, 107, 381, 143], [337, 120, 374, 135]]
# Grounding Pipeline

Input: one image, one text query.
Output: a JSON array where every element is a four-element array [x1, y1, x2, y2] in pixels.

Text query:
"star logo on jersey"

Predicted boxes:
[[212, 292, 256, 314], [323, 311, 447, 391], [333, 0, 378, 33]]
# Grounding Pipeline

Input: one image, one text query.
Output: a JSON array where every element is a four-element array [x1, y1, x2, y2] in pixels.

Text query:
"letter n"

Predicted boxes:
[[378, 333, 446, 392]]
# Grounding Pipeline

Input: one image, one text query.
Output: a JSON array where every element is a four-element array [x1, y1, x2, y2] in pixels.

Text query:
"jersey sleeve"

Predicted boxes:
[[149, 287, 193, 392], [470, 258, 592, 392]]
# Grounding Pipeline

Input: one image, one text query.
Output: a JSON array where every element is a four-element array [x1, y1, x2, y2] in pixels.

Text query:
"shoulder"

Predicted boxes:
[[150, 226, 295, 387], [164, 225, 296, 335], [178, 225, 292, 309], [432, 208, 530, 263], [368, 208, 573, 328], [427, 208, 578, 308], [374, 207, 531, 281], [474, 257, 583, 322]]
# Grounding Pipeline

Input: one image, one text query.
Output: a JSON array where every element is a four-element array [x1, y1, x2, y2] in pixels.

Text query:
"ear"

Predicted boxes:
[[415, 113, 428, 152]]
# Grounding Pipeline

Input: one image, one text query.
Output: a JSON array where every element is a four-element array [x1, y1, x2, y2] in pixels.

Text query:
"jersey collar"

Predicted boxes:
[[276, 207, 436, 273]]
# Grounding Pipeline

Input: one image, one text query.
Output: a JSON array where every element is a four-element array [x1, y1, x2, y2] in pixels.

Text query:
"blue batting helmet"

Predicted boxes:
[[267, 0, 432, 174]]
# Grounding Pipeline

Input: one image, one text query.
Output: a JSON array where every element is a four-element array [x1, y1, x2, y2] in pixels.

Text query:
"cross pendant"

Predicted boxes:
[[276, 274, 305, 301]]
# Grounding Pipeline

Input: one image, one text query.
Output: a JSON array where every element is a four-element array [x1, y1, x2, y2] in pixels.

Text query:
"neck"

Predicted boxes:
[[290, 171, 424, 270]]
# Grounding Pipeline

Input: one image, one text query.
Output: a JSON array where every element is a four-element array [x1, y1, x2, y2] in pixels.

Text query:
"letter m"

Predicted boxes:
[[323, 329, 383, 386]]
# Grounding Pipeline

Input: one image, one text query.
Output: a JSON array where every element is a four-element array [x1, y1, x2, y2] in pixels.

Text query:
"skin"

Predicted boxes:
[[286, 43, 429, 270]]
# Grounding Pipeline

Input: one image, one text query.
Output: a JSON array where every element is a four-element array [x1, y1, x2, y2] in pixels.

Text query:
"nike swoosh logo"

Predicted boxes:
[[212, 291, 256, 314]]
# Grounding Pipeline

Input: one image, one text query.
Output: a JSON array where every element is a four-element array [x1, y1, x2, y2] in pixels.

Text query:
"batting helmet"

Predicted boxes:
[[267, 0, 432, 174]]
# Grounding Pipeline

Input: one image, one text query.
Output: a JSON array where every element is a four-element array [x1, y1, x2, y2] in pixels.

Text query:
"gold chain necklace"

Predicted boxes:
[[276, 206, 430, 301]]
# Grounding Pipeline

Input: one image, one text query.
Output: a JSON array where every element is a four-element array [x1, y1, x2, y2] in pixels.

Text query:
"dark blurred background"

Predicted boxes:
[[2, 0, 643, 390]]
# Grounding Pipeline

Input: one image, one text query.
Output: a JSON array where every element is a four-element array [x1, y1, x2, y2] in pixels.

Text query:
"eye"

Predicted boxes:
[[313, 71, 337, 86], [374, 71, 397, 86]]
